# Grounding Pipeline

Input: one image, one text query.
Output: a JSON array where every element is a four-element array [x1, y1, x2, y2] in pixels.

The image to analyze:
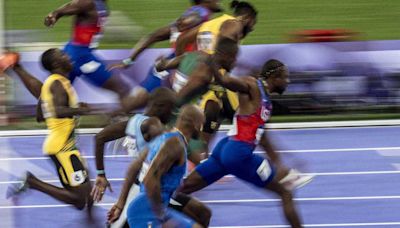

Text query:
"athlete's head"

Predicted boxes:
[[41, 48, 73, 75], [231, 0, 258, 38], [214, 37, 239, 71], [147, 88, 177, 124], [176, 104, 205, 140], [260, 59, 289, 95], [193, 0, 223, 12]]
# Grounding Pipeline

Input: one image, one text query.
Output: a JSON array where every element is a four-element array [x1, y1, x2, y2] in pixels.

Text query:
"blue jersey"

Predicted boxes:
[[123, 114, 150, 156], [127, 131, 189, 227], [138, 131, 187, 198]]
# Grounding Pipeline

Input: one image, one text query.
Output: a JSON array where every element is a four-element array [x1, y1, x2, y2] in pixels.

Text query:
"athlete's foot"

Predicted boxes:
[[0, 52, 19, 73], [279, 169, 314, 191], [6, 171, 32, 199]]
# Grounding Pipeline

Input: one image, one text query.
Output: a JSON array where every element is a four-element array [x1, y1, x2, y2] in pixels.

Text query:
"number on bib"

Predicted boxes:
[[123, 136, 138, 157], [197, 32, 214, 53]]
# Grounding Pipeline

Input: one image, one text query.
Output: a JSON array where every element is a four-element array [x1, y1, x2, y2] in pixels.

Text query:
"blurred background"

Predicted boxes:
[[2, 0, 400, 129]]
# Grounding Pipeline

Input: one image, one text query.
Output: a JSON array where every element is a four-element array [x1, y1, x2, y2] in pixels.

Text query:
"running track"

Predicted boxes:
[[1, 126, 400, 227]]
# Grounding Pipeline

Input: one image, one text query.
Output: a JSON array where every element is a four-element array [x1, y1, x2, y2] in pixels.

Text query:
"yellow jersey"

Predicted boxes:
[[197, 14, 236, 54], [41, 74, 79, 155]]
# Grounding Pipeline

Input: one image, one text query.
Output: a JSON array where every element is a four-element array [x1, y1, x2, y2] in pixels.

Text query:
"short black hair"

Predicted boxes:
[[230, 0, 257, 17], [41, 48, 58, 72], [260, 59, 285, 79], [215, 37, 238, 55], [191, 0, 202, 5]]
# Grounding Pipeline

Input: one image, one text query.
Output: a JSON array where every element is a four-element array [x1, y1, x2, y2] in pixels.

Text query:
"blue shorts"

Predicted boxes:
[[196, 137, 276, 188], [127, 192, 195, 228], [140, 53, 176, 93], [63, 43, 112, 87]]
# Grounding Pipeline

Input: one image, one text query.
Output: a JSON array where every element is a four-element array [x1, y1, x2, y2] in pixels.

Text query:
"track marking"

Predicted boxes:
[[2, 146, 400, 161], [2, 195, 400, 209], [210, 222, 400, 227], [1, 170, 399, 185]]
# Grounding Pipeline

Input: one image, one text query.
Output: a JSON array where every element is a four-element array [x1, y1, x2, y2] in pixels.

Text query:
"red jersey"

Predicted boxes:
[[228, 80, 272, 145]]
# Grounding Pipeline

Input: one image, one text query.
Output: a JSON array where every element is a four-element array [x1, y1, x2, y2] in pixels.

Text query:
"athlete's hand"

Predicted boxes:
[[155, 56, 168, 72], [44, 12, 58, 27], [107, 203, 123, 224], [91, 175, 113, 202]]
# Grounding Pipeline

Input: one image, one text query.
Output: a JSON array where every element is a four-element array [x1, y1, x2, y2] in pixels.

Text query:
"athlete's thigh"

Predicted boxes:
[[79, 52, 113, 87], [220, 141, 275, 188], [49, 150, 89, 188]]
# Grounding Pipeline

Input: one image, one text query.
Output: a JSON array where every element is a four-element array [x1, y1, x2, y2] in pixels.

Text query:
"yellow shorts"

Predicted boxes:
[[199, 89, 238, 116], [49, 150, 88, 187]]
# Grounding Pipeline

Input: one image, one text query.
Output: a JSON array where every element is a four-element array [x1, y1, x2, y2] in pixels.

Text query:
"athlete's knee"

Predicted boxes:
[[71, 193, 86, 210]]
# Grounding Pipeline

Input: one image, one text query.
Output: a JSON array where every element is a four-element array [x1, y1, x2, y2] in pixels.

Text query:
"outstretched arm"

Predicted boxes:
[[45, 0, 94, 27], [175, 26, 200, 56], [91, 121, 128, 202], [210, 58, 251, 94], [95, 121, 128, 173], [108, 148, 149, 223], [12, 64, 43, 99], [127, 26, 172, 63], [143, 137, 183, 219], [155, 54, 186, 72]]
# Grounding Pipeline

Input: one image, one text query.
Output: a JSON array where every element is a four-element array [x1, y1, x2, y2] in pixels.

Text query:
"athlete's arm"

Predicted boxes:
[[175, 26, 200, 56], [155, 54, 186, 72], [210, 59, 251, 94], [36, 100, 45, 123], [45, 0, 94, 27], [176, 12, 205, 32], [50, 80, 91, 118], [177, 62, 211, 106], [108, 148, 149, 223], [128, 26, 172, 62], [143, 137, 184, 219], [95, 121, 128, 172], [12, 64, 43, 99], [259, 131, 282, 166], [219, 19, 242, 41]]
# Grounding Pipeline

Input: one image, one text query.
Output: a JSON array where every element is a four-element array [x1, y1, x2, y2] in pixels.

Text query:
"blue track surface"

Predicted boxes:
[[1, 126, 400, 227]]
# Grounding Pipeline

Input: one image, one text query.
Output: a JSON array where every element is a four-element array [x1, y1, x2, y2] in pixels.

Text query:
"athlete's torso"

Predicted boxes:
[[228, 80, 272, 144], [138, 131, 187, 200], [197, 14, 236, 54], [41, 74, 79, 154], [173, 51, 208, 95], [122, 114, 151, 157], [71, 0, 109, 48]]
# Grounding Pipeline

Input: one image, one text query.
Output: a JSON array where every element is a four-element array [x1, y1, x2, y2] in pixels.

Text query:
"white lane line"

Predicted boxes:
[[1, 121, 400, 137], [1, 170, 399, 185], [2, 146, 400, 161], [2, 195, 400, 209], [0, 178, 125, 185], [201, 195, 400, 203], [0, 154, 132, 161], [210, 222, 400, 228]]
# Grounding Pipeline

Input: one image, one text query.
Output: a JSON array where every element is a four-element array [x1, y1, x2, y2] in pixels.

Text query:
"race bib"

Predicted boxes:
[[256, 160, 272, 181], [122, 136, 138, 157], [197, 32, 214, 53], [172, 71, 189, 92], [70, 170, 86, 186]]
